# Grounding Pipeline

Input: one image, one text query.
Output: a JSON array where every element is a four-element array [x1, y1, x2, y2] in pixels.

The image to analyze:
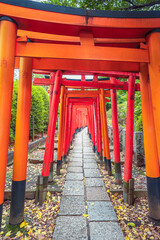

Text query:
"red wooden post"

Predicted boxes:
[[91, 105, 96, 152], [49, 84, 54, 111], [42, 71, 62, 177], [100, 89, 112, 175], [57, 86, 65, 175], [111, 77, 122, 184], [67, 103, 71, 154], [68, 103, 73, 151], [95, 102, 99, 155], [64, 97, 69, 162], [123, 74, 135, 204], [88, 107, 92, 140], [87, 108, 91, 138], [48, 83, 54, 181], [97, 97, 103, 165]]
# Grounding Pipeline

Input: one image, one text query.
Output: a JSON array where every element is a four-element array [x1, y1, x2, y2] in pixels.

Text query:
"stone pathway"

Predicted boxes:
[[53, 128, 124, 240]]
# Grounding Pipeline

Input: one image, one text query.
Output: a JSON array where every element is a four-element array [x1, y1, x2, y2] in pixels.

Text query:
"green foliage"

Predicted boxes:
[[10, 80, 19, 143], [107, 89, 142, 131], [30, 86, 44, 135], [33, 86, 49, 132], [10, 83, 49, 143], [43, 0, 160, 11]]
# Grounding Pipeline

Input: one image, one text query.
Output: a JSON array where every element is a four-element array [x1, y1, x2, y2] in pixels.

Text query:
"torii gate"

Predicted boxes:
[[0, 0, 160, 228]]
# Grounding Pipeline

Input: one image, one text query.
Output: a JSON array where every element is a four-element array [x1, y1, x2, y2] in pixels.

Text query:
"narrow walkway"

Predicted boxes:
[[53, 128, 124, 240]]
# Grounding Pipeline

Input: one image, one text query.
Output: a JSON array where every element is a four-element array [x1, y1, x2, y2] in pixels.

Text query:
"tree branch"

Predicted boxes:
[[123, 0, 160, 10], [124, 0, 136, 6]]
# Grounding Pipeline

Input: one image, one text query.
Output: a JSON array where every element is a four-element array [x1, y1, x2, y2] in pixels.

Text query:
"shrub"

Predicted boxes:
[[10, 82, 49, 143]]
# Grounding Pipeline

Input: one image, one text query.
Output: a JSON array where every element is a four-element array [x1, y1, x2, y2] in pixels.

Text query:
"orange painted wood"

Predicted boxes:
[[16, 42, 149, 63], [147, 32, 160, 170], [0, 20, 17, 204], [15, 57, 140, 72], [140, 63, 160, 178], [17, 30, 145, 45], [57, 86, 65, 161], [1, 2, 160, 38], [13, 58, 33, 181]]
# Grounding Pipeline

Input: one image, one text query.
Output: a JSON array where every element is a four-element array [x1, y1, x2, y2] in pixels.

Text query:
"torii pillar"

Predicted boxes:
[[146, 30, 160, 222], [0, 17, 17, 229]]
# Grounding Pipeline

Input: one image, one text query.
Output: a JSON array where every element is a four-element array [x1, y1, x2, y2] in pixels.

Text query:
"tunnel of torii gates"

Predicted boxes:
[[0, 0, 160, 229]]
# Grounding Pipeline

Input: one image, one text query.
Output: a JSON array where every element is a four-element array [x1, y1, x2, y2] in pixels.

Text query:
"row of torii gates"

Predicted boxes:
[[0, 0, 160, 229]]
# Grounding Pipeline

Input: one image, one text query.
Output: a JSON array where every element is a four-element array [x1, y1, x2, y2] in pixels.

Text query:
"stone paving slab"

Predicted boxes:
[[68, 166, 83, 173], [83, 158, 96, 163], [85, 178, 105, 187], [84, 169, 101, 178], [83, 153, 95, 156], [68, 161, 83, 167], [59, 196, 86, 216], [86, 187, 110, 201], [63, 181, 84, 195], [66, 173, 84, 181], [71, 153, 83, 158], [53, 216, 88, 240], [83, 147, 93, 150], [89, 222, 124, 240], [73, 147, 82, 149], [84, 163, 98, 169], [70, 158, 82, 162], [72, 150, 82, 153], [87, 201, 117, 221], [83, 155, 95, 159]]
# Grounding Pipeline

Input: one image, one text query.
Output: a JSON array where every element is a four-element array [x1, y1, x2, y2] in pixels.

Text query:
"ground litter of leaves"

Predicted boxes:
[[98, 162, 160, 240], [1, 146, 67, 239]]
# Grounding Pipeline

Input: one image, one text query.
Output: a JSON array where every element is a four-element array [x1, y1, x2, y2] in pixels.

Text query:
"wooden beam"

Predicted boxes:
[[15, 57, 140, 72], [33, 78, 140, 91], [17, 30, 145, 44], [16, 42, 149, 63]]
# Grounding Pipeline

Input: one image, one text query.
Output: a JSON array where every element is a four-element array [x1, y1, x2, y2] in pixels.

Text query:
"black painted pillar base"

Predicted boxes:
[[9, 180, 26, 225], [100, 155, 103, 166], [0, 203, 3, 230], [93, 145, 96, 153], [57, 160, 61, 175], [104, 157, 112, 176], [123, 179, 134, 205], [48, 162, 53, 183], [114, 162, 122, 184], [147, 176, 160, 221], [63, 155, 66, 164], [96, 151, 99, 159], [60, 157, 63, 169], [67, 149, 70, 156], [35, 175, 48, 205]]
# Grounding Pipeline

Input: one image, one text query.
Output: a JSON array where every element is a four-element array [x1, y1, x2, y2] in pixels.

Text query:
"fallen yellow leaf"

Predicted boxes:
[[16, 231, 22, 237], [5, 231, 11, 237], [82, 214, 89, 218], [20, 220, 26, 228]]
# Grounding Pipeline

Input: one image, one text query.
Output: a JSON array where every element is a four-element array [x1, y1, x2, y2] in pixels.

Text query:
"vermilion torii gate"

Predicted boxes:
[[0, 0, 160, 228]]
